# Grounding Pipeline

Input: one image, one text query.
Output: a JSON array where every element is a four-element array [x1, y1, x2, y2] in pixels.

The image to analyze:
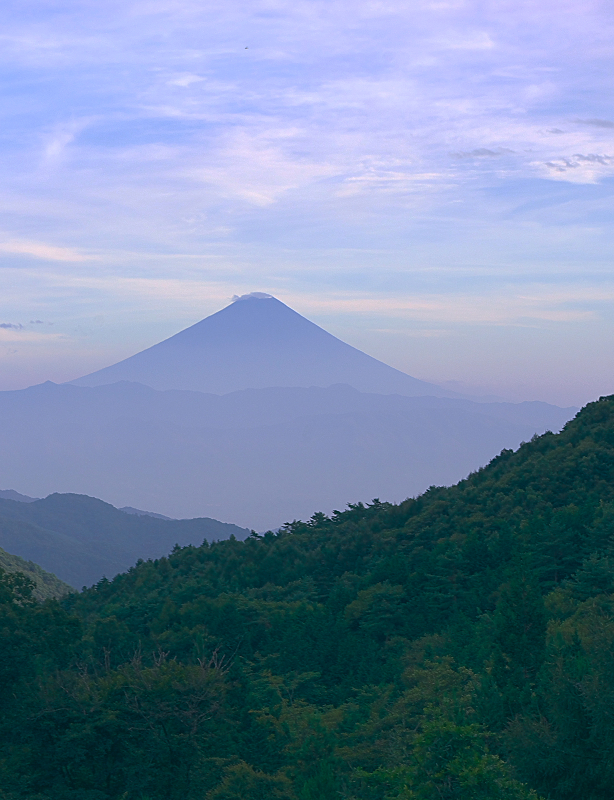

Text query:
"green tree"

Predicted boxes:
[[207, 762, 295, 800], [368, 717, 540, 800]]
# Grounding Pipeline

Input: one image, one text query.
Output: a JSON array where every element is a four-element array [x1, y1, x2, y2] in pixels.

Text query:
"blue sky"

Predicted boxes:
[[1, 0, 613, 405]]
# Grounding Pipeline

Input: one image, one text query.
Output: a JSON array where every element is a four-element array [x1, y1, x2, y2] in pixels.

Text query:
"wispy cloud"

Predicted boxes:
[[576, 118, 614, 128], [451, 148, 515, 158], [286, 286, 614, 326], [540, 153, 614, 183], [0, 240, 93, 262], [166, 74, 206, 87]]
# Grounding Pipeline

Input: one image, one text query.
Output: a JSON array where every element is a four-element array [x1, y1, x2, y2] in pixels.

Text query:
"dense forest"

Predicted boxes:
[[2, 395, 614, 799]]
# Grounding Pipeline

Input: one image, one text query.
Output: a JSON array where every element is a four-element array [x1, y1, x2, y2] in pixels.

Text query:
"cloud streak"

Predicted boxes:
[[576, 118, 614, 129], [0, 240, 92, 262]]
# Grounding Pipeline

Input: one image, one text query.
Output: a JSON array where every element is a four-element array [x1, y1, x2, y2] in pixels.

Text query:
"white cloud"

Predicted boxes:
[[538, 153, 614, 183], [166, 73, 206, 87], [430, 30, 495, 51], [284, 286, 614, 326], [185, 129, 338, 205], [0, 240, 93, 262], [0, 327, 62, 343]]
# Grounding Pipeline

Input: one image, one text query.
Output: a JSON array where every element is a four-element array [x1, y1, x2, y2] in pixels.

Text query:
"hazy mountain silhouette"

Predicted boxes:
[[0, 489, 38, 503], [0, 380, 576, 530], [0, 493, 249, 588], [71, 293, 454, 396], [1, 488, 172, 519], [119, 506, 174, 520]]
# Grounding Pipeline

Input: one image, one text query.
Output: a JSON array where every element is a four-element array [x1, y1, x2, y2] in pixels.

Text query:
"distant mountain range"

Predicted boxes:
[[0, 380, 576, 530], [0, 493, 249, 588], [119, 506, 174, 520], [0, 489, 174, 519], [70, 293, 456, 397], [0, 489, 37, 503]]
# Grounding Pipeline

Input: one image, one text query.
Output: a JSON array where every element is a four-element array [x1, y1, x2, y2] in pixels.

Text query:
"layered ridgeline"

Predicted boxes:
[[3, 397, 614, 798], [0, 493, 249, 588], [0, 381, 575, 529]]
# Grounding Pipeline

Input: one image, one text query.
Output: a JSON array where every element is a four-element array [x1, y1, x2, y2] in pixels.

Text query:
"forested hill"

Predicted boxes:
[[3, 396, 614, 799], [0, 546, 70, 600], [0, 493, 249, 587]]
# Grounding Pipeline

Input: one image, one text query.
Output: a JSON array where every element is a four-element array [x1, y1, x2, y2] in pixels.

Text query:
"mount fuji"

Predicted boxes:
[[71, 293, 453, 397]]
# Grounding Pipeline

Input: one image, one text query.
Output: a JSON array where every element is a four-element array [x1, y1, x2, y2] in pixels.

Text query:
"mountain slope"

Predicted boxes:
[[0, 381, 576, 528], [70, 293, 454, 396], [0, 546, 71, 600], [0, 494, 249, 588], [1, 397, 613, 798]]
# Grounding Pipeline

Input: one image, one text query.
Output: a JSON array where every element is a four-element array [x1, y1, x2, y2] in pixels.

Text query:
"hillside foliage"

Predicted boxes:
[[0, 546, 70, 600], [2, 396, 614, 798]]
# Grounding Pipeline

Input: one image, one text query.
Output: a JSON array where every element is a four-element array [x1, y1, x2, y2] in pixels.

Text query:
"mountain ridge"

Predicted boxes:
[[0, 489, 38, 502], [0, 493, 250, 587]]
